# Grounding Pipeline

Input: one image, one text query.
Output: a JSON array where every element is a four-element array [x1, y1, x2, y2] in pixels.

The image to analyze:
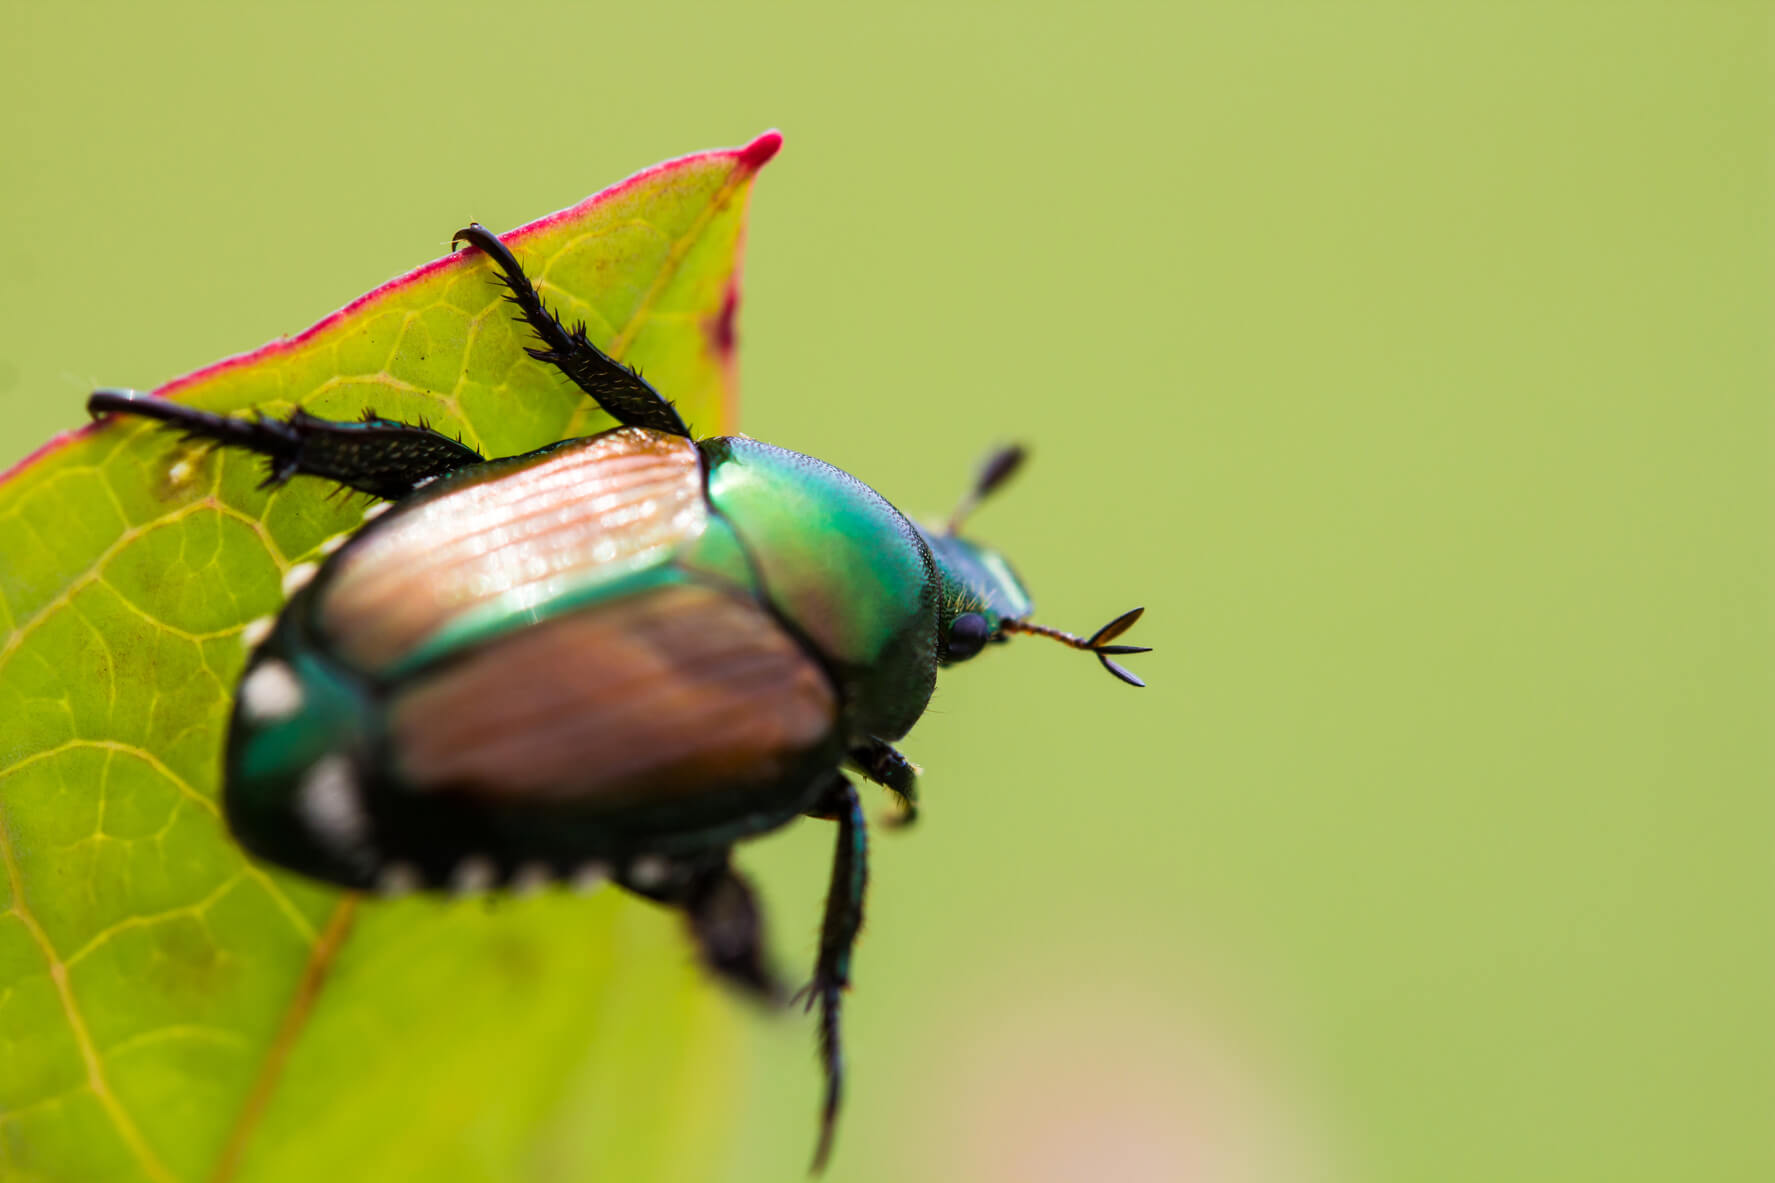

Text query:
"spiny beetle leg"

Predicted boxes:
[[618, 851, 785, 1005], [848, 737, 919, 827], [797, 774, 869, 1172], [450, 223, 691, 439], [87, 388, 483, 501]]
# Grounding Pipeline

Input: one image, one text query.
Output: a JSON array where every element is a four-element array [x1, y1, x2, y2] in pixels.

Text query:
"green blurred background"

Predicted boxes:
[[5, 2, 1769, 1180]]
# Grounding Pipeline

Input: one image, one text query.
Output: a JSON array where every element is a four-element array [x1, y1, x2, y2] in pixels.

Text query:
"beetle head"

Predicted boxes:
[[925, 530, 1035, 664], [924, 445, 1149, 686]]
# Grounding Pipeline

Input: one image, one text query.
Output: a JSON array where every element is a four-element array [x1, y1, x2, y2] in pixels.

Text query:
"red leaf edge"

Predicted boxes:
[[1, 130, 784, 486]]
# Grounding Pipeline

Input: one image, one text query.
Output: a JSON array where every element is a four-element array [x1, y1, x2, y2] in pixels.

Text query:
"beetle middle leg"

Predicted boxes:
[[451, 223, 691, 438], [87, 388, 484, 500], [799, 774, 869, 1171]]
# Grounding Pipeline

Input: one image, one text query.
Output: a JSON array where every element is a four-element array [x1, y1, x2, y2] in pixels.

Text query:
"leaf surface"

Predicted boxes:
[[0, 132, 780, 1183]]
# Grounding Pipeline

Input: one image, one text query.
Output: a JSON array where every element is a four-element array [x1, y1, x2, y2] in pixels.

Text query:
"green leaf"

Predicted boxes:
[[0, 132, 779, 1183]]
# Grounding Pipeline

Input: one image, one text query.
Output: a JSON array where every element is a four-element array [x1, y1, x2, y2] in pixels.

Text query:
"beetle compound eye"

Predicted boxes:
[[946, 612, 991, 661]]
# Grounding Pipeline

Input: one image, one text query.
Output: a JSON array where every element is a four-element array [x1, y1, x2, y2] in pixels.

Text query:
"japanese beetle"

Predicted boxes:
[[86, 222, 1149, 1171]]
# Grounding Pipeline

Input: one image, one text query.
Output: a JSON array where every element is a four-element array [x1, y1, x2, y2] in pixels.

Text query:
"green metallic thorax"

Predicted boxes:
[[698, 437, 941, 742]]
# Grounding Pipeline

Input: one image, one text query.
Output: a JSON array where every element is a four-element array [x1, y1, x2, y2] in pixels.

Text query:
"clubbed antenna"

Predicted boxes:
[[945, 443, 1027, 535], [1001, 606, 1152, 687]]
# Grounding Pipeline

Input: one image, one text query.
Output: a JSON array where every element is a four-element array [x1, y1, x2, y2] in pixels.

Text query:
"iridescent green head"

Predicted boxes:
[[924, 530, 1033, 655], [923, 445, 1151, 686]]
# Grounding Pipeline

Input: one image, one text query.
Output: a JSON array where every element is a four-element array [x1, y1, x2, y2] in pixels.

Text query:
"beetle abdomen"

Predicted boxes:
[[227, 576, 842, 889], [390, 581, 838, 803], [319, 427, 706, 672]]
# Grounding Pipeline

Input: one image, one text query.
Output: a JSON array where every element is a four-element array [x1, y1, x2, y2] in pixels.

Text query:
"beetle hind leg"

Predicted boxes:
[[684, 859, 783, 1003], [87, 388, 484, 500], [620, 852, 785, 1004]]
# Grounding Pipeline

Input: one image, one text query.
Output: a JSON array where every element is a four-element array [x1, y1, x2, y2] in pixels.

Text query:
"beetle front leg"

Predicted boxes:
[[799, 774, 869, 1172], [87, 388, 484, 500], [849, 737, 919, 826]]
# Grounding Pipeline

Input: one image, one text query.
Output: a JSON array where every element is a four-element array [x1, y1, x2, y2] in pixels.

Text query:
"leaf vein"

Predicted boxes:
[[207, 895, 358, 1183], [0, 500, 260, 678], [64, 873, 244, 968], [0, 797, 179, 1183], [239, 868, 320, 945], [103, 1022, 252, 1060], [0, 739, 218, 816]]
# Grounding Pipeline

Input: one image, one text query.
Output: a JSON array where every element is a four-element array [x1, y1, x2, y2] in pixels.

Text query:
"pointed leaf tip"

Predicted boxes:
[[737, 129, 784, 172]]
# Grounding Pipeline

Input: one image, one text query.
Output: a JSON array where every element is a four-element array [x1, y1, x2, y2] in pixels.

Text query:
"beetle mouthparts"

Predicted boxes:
[[1001, 606, 1152, 688]]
